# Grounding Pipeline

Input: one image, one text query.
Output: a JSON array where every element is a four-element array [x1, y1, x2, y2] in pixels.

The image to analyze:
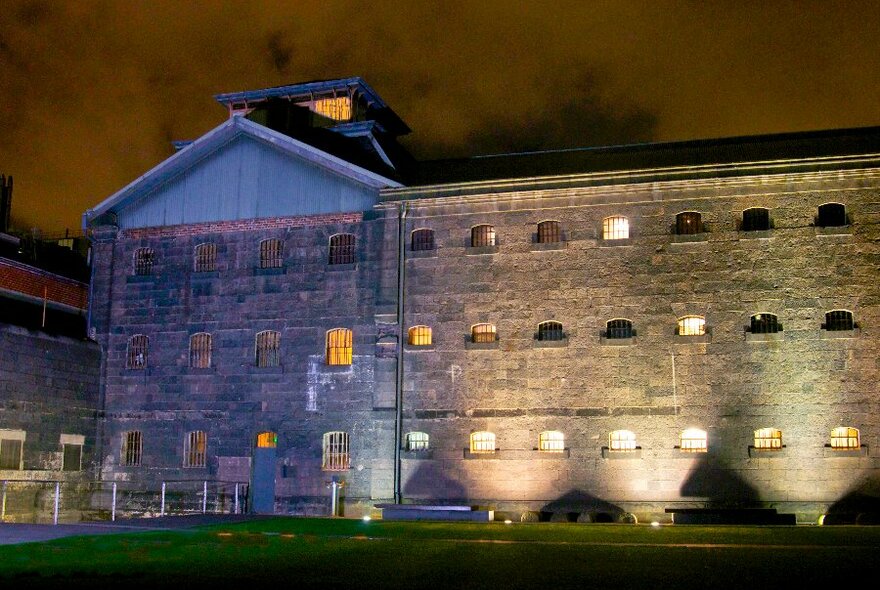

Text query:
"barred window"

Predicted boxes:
[[126, 334, 149, 369], [313, 96, 352, 121], [408, 325, 432, 346], [0, 433, 24, 470], [754, 428, 783, 450], [184, 431, 207, 468], [62, 443, 83, 472], [830, 427, 860, 450], [539, 430, 565, 452], [260, 239, 283, 269], [471, 224, 496, 247], [411, 228, 435, 251], [134, 248, 154, 276], [470, 431, 496, 454], [676, 211, 703, 235], [322, 431, 350, 471], [328, 233, 355, 265], [122, 431, 142, 466], [609, 430, 637, 452], [405, 431, 430, 451], [537, 220, 561, 243], [606, 319, 634, 339], [749, 313, 781, 334], [189, 333, 212, 368], [677, 316, 706, 336], [817, 203, 847, 227], [680, 428, 707, 453], [326, 328, 353, 365], [255, 330, 281, 367], [256, 431, 277, 448], [742, 207, 770, 231], [824, 310, 854, 331], [536, 321, 564, 341], [194, 242, 216, 272], [603, 215, 629, 240], [471, 323, 497, 343]]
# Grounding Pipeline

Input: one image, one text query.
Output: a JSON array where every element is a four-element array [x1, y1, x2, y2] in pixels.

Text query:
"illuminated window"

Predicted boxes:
[[830, 427, 860, 450], [255, 330, 281, 367], [134, 247, 154, 276], [471, 323, 497, 343], [609, 430, 638, 451], [122, 431, 142, 466], [256, 432, 277, 448], [470, 431, 496, 454], [824, 310, 854, 331], [184, 431, 207, 468], [322, 431, 350, 471], [126, 334, 148, 369], [471, 224, 496, 247], [194, 242, 216, 272], [742, 207, 770, 231], [605, 319, 634, 339], [536, 321, 564, 341], [328, 233, 355, 265], [754, 428, 783, 450], [680, 428, 707, 453], [677, 316, 706, 336], [749, 313, 781, 334], [260, 239, 283, 269], [408, 326, 432, 346], [539, 431, 565, 452], [0, 431, 24, 470], [61, 441, 83, 472], [411, 228, 435, 251], [189, 333, 212, 368], [537, 220, 561, 243], [313, 96, 352, 121], [816, 203, 847, 227], [326, 328, 353, 365], [675, 211, 703, 235], [603, 215, 629, 240], [405, 431, 430, 451]]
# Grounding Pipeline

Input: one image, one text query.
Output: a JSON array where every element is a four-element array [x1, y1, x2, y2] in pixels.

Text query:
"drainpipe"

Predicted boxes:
[[393, 202, 408, 504]]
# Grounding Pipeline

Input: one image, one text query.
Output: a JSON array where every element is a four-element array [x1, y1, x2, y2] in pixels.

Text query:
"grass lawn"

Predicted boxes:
[[2, 518, 880, 589]]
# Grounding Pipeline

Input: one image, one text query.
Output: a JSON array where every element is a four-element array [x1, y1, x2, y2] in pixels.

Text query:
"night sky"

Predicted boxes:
[[1, 0, 878, 235]]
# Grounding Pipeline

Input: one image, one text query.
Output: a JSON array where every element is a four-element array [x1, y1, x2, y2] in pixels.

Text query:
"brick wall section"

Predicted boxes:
[[122, 212, 364, 240], [0, 259, 88, 310]]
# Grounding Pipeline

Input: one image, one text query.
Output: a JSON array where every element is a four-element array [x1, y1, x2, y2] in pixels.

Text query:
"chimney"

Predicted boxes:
[[0, 174, 12, 233]]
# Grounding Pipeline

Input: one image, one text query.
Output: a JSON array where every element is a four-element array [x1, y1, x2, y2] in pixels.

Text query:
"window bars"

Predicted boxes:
[[255, 330, 281, 367], [326, 328, 353, 365], [606, 319, 634, 339], [328, 234, 355, 265], [471, 225, 496, 247], [471, 323, 497, 343], [816, 203, 847, 227], [750, 314, 781, 334], [408, 326, 432, 346], [676, 211, 703, 235], [609, 430, 638, 452], [405, 432, 430, 451], [194, 243, 216, 272], [539, 431, 565, 452], [134, 248, 154, 276], [603, 216, 629, 240], [741, 207, 770, 231], [184, 431, 207, 468], [680, 429, 707, 452], [470, 431, 496, 453], [411, 228, 435, 251], [537, 220, 561, 243], [677, 316, 706, 336], [830, 427, 860, 450], [824, 310, 854, 331], [122, 431, 142, 466], [537, 321, 564, 341], [189, 333, 212, 368], [322, 431, 350, 471], [126, 334, 148, 369], [754, 428, 783, 450], [260, 239, 283, 268]]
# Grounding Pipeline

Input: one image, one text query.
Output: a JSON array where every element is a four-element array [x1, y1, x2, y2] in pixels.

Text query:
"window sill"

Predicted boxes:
[[408, 249, 438, 259], [405, 344, 435, 352], [466, 245, 499, 255], [814, 225, 852, 236], [253, 266, 286, 276], [748, 446, 787, 458], [323, 363, 353, 373], [247, 365, 284, 375], [126, 275, 155, 284], [599, 237, 632, 247], [602, 447, 642, 459], [674, 447, 708, 455], [191, 271, 219, 280], [600, 336, 636, 346], [823, 445, 868, 457], [464, 449, 500, 459], [326, 262, 357, 272], [532, 448, 571, 458], [188, 367, 216, 375], [465, 340, 499, 350], [738, 230, 773, 239], [745, 332, 784, 342], [821, 328, 860, 339], [530, 241, 567, 252], [533, 338, 568, 348], [401, 449, 434, 459], [463, 449, 569, 459], [671, 233, 708, 244], [673, 333, 711, 344]]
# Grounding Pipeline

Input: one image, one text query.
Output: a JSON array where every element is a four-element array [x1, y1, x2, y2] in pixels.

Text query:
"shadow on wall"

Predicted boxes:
[[402, 462, 467, 502], [538, 489, 626, 523], [679, 455, 761, 507], [825, 477, 880, 524]]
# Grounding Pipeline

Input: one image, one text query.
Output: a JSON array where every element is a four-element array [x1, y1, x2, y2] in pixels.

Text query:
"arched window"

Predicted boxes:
[[405, 432, 429, 451], [605, 319, 634, 339], [536, 321, 564, 341], [260, 239, 283, 269], [824, 310, 854, 331], [749, 313, 781, 334], [680, 428, 707, 452], [539, 431, 565, 452], [675, 211, 703, 235], [255, 330, 280, 367], [256, 432, 277, 448], [134, 247, 154, 276], [411, 228, 435, 251], [470, 431, 496, 454], [326, 328, 353, 365], [328, 233, 355, 265], [741, 207, 770, 231], [322, 431, 350, 471], [189, 333, 212, 368], [184, 431, 207, 468], [677, 316, 706, 336], [537, 220, 561, 244], [609, 430, 637, 451], [408, 326, 432, 346], [194, 242, 216, 272], [602, 215, 629, 240], [471, 323, 497, 343], [122, 431, 143, 466], [471, 224, 496, 247], [830, 427, 860, 450], [816, 203, 847, 227], [754, 428, 782, 450], [126, 334, 148, 369]]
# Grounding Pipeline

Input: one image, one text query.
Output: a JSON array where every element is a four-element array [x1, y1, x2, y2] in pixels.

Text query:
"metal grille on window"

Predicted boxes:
[[134, 248, 154, 276], [326, 328, 353, 365], [471, 323, 496, 343], [256, 330, 281, 367], [606, 319, 634, 339], [184, 431, 207, 468], [411, 228, 435, 251], [680, 429, 707, 452], [322, 431, 350, 471], [824, 310, 854, 331], [539, 431, 565, 452], [537, 220, 561, 243], [126, 334, 148, 369], [62, 444, 82, 471], [0, 439, 22, 470], [754, 428, 782, 450], [537, 321, 564, 341], [256, 432, 277, 448], [609, 430, 637, 452], [194, 243, 216, 272], [122, 431, 142, 466], [676, 211, 702, 235], [470, 431, 496, 453], [677, 316, 705, 336], [603, 216, 629, 240], [408, 326, 432, 346], [830, 427, 859, 450], [328, 234, 355, 265], [741, 207, 770, 231], [405, 431, 429, 451], [750, 314, 780, 334], [817, 203, 847, 227], [260, 239, 283, 269], [471, 224, 495, 247], [190, 333, 212, 368]]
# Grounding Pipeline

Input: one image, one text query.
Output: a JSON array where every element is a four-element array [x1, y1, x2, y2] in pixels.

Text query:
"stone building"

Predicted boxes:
[[83, 78, 880, 523]]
